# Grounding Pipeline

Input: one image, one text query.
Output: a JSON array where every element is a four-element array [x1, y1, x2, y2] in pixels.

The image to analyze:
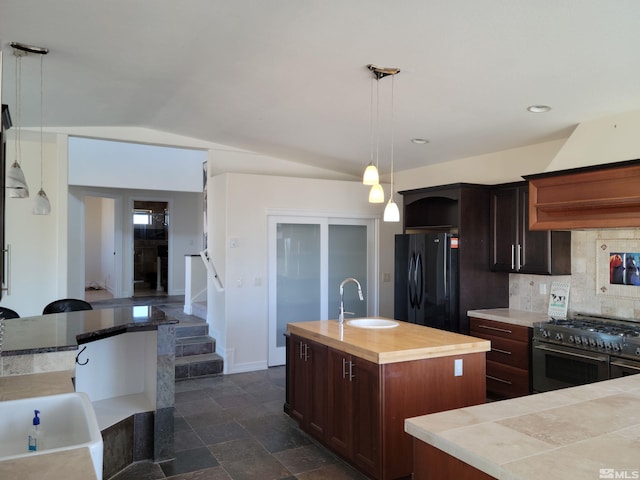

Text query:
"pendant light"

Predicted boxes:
[[368, 67, 384, 203], [362, 77, 379, 185], [383, 74, 400, 222], [33, 50, 51, 215], [7, 47, 29, 198]]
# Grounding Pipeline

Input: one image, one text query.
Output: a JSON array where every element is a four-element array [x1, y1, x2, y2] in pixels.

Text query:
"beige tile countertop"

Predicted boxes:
[[467, 308, 550, 328], [0, 447, 97, 480], [0, 371, 75, 401], [287, 319, 490, 364], [405, 375, 640, 480]]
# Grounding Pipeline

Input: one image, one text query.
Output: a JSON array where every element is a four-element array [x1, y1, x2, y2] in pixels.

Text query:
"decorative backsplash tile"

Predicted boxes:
[[509, 229, 640, 322]]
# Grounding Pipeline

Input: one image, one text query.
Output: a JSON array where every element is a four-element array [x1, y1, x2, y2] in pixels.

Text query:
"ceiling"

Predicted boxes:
[[2, 1, 640, 180]]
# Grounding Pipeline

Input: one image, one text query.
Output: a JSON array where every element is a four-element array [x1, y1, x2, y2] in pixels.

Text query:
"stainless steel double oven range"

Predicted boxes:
[[532, 314, 640, 392]]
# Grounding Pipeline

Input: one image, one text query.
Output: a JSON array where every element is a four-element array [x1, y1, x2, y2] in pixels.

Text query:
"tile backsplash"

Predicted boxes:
[[509, 229, 640, 322]]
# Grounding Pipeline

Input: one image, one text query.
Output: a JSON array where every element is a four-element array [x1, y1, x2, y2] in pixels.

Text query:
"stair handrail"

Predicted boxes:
[[200, 248, 224, 292]]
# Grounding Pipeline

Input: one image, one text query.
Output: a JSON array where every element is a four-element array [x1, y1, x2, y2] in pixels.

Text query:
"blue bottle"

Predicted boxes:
[[28, 410, 42, 451]]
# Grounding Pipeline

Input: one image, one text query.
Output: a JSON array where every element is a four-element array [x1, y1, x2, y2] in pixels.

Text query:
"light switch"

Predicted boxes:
[[454, 358, 463, 376]]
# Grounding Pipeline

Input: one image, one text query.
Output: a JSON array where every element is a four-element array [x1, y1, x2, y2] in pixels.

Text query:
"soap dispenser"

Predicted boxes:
[[28, 410, 43, 451]]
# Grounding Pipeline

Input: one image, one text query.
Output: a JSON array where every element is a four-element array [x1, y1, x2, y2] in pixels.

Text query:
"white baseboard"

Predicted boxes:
[[221, 348, 268, 375]]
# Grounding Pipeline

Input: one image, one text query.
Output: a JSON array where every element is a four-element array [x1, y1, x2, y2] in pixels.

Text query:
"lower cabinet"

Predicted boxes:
[[288, 335, 328, 441], [469, 317, 532, 398], [326, 347, 380, 478], [287, 335, 487, 480]]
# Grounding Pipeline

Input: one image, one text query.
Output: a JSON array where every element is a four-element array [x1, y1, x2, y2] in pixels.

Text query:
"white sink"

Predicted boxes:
[[346, 318, 399, 329], [0, 392, 103, 479]]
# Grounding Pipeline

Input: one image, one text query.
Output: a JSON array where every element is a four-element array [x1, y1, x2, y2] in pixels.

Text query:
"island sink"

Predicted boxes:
[[346, 318, 399, 329]]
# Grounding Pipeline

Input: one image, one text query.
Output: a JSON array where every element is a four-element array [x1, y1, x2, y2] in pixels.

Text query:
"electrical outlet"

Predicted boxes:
[[454, 358, 463, 376]]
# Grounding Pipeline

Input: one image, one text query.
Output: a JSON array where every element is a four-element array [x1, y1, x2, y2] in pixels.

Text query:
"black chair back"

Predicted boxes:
[[0, 306, 20, 319], [43, 298, 93, 314]]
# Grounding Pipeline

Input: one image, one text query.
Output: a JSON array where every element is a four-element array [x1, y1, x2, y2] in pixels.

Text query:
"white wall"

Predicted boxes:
[[84, 196, 103, 287], [68, 186, 203, 299], [207, 172, 401, 374]]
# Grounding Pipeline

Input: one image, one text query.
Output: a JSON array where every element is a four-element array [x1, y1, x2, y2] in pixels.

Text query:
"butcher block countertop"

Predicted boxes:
[[287, 319, 490, 364], [467, 308, 550, 329], [405, 375, 640, 480]]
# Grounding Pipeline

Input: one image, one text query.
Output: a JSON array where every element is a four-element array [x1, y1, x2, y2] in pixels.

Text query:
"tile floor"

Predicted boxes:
[[110, 366, 369, 480]]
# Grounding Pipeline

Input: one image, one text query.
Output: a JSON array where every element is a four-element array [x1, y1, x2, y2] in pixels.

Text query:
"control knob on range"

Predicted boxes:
[[589, 338, 596, 347], [612, 343, 621, 352], [596, 339, 604, 348], [636, 347, 640, 356], [568, 335, 574, 343], [555, 332, 564, 341], [574, 336, 582, 345], [582, 337, 589, 346], [541, 329, 550, 338]]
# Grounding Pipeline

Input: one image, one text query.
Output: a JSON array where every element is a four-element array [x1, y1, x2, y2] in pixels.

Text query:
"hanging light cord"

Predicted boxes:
[[39, 54, 44, 190], [390, 75, 395, 195], [14, 53, 22, 167], [375, 77, 380, 171], [369, 76, 374, 165]]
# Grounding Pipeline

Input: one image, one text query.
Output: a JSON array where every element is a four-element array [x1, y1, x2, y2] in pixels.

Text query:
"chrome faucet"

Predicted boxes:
[[338, 277, 364, 324]]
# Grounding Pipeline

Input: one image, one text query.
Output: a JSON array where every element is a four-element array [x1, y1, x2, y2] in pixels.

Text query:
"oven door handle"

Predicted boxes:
[[534, 343, 609, 362], [611, 359, 640, 372]]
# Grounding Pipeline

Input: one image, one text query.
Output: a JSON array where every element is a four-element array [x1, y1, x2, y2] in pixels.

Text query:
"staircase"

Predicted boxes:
[[175, 314, 223, 380]]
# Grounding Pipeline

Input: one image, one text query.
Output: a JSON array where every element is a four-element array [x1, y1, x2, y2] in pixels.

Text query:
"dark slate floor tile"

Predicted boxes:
[[219, 452, 291, 480], [273, 444, 339, 475], [214, 393, 258, 409], [109, 460, 165, 480], [165, 465, 232, 480], [194, 420, 250, 446], [175, 428, 205, 452], [294, 462, 370, 480], [160, 447, 220, 477], [174, 415, 191, 433], [209, 437, 270, 463], [182, 408, 232, 428]]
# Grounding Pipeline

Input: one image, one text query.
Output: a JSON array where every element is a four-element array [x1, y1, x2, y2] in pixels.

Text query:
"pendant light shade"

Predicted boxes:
[[363, 164, 379, 185], [7, 46, 29, 198], [7, 161, 29, 198], [369, 183, 385, 203], [33, 188, 51, 215], [383, 198, 400, 222]]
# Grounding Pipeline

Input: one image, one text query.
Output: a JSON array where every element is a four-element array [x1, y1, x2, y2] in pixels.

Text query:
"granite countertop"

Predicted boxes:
[[1, 306, 177, 356], [467, 308, 550, 328], [287, 319, 490, 364], [405, 375, 640, 479]]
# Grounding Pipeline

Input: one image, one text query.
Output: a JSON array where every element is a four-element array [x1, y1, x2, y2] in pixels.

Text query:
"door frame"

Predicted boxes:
[[267, 212, 378, 366], [81, 191, 124, 299], [130, 196, 172, 296]]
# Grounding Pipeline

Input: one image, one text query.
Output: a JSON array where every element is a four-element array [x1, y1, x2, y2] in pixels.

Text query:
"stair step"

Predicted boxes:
[[176, 335, 215, 357], [175, 322, 209, 339], [175, 353, 224, 380]]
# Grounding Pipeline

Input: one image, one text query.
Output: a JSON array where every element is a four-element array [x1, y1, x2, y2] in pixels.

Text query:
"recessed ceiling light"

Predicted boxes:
[[411, 138, 429, 144], [527, 105, 551, 113]]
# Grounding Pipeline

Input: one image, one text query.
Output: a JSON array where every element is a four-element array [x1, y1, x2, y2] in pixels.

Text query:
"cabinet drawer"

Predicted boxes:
[[470, 317, 530, 342], [486, 361, 530, 398], [484, 336, 530, 369]]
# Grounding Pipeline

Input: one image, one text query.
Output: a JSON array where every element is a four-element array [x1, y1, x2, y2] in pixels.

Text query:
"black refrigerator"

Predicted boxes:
[[394, 232, 460, 332]]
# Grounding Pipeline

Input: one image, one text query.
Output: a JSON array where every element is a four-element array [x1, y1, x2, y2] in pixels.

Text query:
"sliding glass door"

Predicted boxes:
[[268, 216, 374, 366]]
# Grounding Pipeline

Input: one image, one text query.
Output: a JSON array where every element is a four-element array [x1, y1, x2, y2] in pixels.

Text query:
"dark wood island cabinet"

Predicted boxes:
[[285, 320, 490, 480]]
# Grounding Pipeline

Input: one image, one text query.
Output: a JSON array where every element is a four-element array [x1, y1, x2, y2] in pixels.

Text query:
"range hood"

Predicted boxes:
[[525, 159, 640, 230]]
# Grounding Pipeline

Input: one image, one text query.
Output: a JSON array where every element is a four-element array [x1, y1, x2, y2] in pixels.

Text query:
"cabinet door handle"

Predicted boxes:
[[349, 361, 355, 381], [299, 341, 304, 360], [342, 358, 347, 379], [487, 375, 512, 385], [516, 244, 522, 271], [492, 348, 512, 355], [511, 244, 515, 270], [477, 324, 512, 334], [304, 344, 310, 361]]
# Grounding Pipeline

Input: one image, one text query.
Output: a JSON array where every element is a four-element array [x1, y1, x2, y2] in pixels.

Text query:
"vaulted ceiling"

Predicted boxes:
[[2, 1, 640, 179]]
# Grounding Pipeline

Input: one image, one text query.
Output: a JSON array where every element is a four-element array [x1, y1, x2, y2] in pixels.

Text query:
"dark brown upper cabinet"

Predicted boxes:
[[490, 182, 571, 275]]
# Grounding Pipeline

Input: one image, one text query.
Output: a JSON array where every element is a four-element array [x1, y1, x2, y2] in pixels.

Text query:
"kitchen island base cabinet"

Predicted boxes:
[[413, 441, 496, 480], [288, 345, 487, 480]]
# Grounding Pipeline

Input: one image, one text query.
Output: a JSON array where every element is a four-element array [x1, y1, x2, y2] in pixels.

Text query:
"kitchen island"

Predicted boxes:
[[286, 319, 490, 480], [405, 375, 640, 479], [0, 307, 177, 478]]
